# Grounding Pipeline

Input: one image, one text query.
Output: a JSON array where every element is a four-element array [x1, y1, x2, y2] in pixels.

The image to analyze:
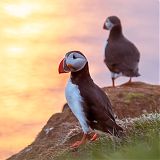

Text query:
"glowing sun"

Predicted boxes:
[[4, 3, 33, 18], [6, 46, 25, 56]]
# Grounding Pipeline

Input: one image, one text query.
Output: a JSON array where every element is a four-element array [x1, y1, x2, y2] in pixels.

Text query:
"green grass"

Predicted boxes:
[[124, 92, 145, 103], [54, 113, 160, 160]]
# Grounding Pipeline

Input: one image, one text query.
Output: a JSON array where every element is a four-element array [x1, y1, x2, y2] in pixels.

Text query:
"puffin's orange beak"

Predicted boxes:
[[58, 58, 66, 74]]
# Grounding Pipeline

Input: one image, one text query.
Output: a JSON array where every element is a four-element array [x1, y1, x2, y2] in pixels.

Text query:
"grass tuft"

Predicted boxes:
[[124, 92, 145, 103], [54, 113, 160, 160]]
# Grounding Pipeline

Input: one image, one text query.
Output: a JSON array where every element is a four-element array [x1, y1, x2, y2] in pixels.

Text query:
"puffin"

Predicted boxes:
[[103, 16, 140, 87], [58, 51, 123, 148]]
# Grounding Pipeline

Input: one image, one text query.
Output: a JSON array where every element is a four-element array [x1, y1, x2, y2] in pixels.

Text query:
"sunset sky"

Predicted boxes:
[[0, 0, 159, 159]]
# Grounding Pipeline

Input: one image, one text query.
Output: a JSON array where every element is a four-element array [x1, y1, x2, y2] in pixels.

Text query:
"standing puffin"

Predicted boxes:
[[58, 51, 123, 148], [103, 16, 140, 87]]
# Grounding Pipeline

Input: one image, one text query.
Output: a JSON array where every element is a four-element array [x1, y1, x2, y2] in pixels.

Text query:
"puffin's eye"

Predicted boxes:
[[73, 55, 76, 59]]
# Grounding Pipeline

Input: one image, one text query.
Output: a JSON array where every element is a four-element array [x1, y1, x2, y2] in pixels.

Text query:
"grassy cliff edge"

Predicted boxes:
[[7, 82, 160, 160]]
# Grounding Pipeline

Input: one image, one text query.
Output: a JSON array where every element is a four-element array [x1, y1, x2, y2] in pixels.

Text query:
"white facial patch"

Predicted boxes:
[[111, 72, 123, 79], [105, 19, 114, 30], [66, 52, 87, 72], [65, 79, 89, 133]]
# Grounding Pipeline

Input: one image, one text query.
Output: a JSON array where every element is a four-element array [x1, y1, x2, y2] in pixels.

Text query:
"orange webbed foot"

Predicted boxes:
[[90, 133, 99, 141], [70, 141, 83, 148], [70, 133, 88, 149]]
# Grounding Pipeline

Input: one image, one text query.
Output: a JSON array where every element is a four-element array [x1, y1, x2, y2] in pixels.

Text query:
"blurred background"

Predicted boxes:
[[0, 0, 159, 159]]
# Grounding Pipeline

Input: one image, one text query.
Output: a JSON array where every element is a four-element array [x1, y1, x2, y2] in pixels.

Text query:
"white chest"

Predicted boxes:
[[104, 40, 108, 52], [65, 79, 83, 110], [105, 40, 108, 47], [65, 78, 89, 133]]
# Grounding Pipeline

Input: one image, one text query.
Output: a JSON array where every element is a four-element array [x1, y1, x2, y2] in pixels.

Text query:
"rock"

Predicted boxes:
[[7, 82, 160, 160]]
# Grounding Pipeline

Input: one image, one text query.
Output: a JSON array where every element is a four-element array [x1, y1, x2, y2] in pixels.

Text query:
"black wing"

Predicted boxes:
[[81, 83, 123, 136], [105, 37, 140, 76]]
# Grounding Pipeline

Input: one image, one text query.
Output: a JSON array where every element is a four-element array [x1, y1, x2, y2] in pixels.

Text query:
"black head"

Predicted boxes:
[[103, 16, 121, 30], [58, 51, 88, 74]]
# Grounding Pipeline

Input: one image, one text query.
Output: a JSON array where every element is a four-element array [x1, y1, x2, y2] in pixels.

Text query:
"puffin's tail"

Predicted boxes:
[[135, 72, 141, 77], [133, 68, 141, 77], [107, 124, 124, 138]]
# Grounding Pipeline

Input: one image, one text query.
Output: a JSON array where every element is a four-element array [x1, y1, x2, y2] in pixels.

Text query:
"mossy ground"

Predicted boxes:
[[55, 114, 160, 160], [124, 92, 145, 103]]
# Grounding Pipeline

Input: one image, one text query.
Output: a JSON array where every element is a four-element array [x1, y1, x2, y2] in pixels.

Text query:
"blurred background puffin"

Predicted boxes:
[[103, 16, 140, 87], [58, 51, 123, 148]]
